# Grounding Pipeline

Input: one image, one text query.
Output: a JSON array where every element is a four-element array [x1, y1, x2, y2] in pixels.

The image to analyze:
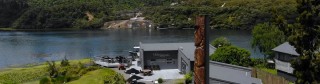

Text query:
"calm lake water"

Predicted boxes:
[[0, 29, 263, 68]]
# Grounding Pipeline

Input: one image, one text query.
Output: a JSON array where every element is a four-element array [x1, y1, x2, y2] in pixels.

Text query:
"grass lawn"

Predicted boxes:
[[23, 80, 39, 84], [0, 58, 92, 84], [0, 66, 47, 84], [0, 28, 15, 30], [259, 68, 277, 75], [68, 68, 118, 84], [174, 79, 185, 84]]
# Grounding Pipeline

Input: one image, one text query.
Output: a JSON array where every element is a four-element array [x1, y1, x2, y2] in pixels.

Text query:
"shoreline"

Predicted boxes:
[[0, 58, 92, 71], [0, 27, 253, 32], [0, 28, 98, 32]]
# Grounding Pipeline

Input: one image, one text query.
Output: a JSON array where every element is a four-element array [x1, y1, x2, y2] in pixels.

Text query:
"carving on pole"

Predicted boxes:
[[194, 16, 208, 84]]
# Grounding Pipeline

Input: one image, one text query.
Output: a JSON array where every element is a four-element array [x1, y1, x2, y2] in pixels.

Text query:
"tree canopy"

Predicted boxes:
[[211, 36, 231, 48], [251, 22, 285, 59], [286, 0, 320, 83], [0, 0, 297, 29], [210, 45, 251, 67]]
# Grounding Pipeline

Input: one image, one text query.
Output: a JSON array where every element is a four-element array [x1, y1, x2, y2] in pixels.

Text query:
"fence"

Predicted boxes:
[[252, 68, 289, 84]]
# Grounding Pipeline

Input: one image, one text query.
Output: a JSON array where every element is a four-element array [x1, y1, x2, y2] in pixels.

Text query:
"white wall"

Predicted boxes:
[[275, 59, 294, 74]]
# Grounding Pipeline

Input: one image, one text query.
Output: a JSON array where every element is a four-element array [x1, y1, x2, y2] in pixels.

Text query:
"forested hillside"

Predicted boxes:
[[0, 0, 28, 28], [0, 0, 297, 29]]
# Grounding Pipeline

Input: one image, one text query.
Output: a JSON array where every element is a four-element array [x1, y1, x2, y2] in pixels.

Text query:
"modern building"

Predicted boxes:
[[139, 42, 216, 74], [209, 61, 262, 84], [272, 42, 298, 82], [139, 42, 263, 83]]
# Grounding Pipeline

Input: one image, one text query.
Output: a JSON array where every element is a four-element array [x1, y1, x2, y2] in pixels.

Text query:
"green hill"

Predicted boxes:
[[0, 0, 297, 29]]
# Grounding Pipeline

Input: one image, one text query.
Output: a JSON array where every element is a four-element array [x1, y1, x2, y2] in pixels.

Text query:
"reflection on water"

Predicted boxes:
[[0, 29, 262, 68]]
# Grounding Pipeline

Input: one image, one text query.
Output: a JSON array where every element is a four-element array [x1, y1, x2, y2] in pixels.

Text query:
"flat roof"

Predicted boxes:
[[272, 42, 299, 56], [140, 42, 216, 61], [209, 61, 262, 84], [140, 42, 193, 51]]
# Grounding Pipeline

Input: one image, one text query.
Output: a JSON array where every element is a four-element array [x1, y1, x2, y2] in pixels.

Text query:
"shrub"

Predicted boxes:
[[211, 37, 231, 48], [60, 57, 70, 67], [158, 78, 163, 83], [184, 72, 193, 84], [210, 46, 252, 67], [47, 61, 58, 78], [42, 61, 100, 84], [251, 58, 266, 67]]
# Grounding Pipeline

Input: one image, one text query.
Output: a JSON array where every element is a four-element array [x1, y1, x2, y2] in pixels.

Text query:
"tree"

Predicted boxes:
[[211, 37, 231, 48], [286, 0, 320, 83], [47, 61, 58, 78], [210, 46, 251, 67], [251, 22, 285, 59]]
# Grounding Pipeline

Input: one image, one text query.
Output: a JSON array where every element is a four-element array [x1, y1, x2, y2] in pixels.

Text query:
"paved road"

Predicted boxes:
[[110, 67, 180, 84]]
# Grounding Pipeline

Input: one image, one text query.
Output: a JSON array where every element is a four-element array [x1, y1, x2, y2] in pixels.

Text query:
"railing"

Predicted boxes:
[[275, 59, 294, 74]]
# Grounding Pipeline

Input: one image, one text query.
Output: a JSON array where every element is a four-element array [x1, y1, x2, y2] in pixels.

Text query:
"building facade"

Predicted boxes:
[[139, 42, 215, 74], [139, 42, 263, 83], [209, 61, 262, 84], [272, 42, 298, 82]]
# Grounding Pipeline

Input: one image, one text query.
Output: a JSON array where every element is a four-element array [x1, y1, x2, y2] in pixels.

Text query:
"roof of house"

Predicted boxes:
[[140, 42, 216, 61], [272, 42, 299, 56], [209, 61, 262, 84]]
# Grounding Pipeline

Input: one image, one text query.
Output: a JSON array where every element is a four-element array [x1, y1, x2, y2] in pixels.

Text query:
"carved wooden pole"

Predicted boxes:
[[194, 15, 209, 84]]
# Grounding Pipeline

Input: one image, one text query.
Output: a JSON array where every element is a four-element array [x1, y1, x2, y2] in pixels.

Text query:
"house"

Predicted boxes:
[[138, 42, 263, 83], [209, 61, 262, 84], [139, 42, 216, 74], [272, 42, 298, 82]]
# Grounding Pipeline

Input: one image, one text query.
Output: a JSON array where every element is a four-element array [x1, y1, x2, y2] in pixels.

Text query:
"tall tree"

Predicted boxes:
[[287, 0, 320, 83], [251, 22, 285, 59]]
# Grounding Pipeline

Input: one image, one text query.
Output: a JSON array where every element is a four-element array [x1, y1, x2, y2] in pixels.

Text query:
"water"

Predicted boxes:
[[0, 29, 262, 68]]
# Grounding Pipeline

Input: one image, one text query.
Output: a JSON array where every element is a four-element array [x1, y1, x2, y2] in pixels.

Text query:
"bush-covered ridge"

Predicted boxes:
[[0, 0, 297, 29]]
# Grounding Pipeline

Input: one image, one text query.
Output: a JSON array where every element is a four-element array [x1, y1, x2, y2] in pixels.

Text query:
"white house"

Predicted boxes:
[[272, 42, 298, 82]]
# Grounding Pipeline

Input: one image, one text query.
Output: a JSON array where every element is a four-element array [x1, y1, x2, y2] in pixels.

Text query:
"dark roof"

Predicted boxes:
[[272, 42, 299, 56], [209, 61, 262, 84], [140, 42, 216, 61]]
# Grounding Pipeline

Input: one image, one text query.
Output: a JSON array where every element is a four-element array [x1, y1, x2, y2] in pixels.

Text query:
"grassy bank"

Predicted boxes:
[[0, 28, 16, 31], [68, 68, 124, 84], [0, 59, 92, 84], [0, 27, 82, 31]]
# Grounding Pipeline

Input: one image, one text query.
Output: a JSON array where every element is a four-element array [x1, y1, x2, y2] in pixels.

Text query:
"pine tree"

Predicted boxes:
[[287, 0, 320, 83]]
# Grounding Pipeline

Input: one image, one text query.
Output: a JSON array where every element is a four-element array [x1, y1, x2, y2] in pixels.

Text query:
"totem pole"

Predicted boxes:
[[194, 15, 209, 84]]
